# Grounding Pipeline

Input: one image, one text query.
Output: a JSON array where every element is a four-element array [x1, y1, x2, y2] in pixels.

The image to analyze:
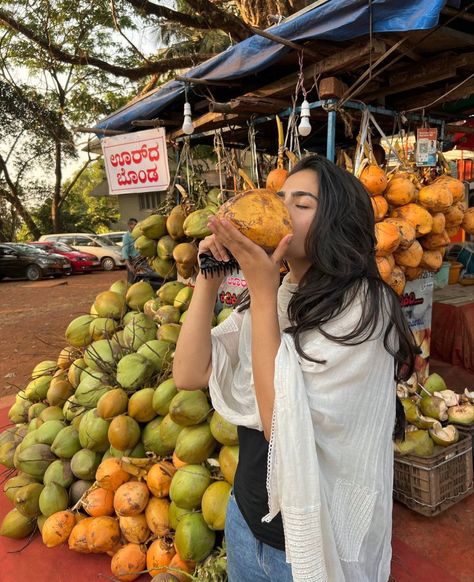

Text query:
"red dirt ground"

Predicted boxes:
[[0, 271, 124, 398]]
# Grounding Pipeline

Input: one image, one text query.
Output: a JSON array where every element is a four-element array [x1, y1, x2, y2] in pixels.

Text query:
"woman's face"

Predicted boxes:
[[277, 169, 319, 260]]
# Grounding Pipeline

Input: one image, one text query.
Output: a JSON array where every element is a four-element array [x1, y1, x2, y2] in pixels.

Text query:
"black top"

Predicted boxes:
[[233, 426, 285, 551]]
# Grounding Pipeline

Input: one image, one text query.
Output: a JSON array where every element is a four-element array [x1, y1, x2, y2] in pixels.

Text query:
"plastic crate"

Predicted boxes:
[[453, 423, 474, 463], [393, 434, 473, 516]]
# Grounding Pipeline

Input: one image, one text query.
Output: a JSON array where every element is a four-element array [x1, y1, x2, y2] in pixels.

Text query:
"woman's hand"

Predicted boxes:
[[207, 217, 293, 299], [198, 233, 231, 264]]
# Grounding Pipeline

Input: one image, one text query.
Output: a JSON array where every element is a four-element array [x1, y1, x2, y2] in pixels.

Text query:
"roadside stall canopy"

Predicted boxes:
[[94, 0, 454, 134]]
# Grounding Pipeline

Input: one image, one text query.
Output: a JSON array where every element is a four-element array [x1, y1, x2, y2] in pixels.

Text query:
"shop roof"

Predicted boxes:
[[92, 0, 473, 152]]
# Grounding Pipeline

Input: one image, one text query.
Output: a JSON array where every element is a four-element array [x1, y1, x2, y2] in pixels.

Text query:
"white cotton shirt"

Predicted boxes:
[[209, 274, 396, 582]]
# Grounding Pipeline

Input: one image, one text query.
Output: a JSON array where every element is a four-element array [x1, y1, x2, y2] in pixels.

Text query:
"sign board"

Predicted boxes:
[[416, 127, 438, 167], [102, 128, 170, 195], [401, 271, 434, 381]]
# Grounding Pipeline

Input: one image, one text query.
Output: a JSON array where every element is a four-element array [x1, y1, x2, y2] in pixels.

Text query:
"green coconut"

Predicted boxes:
[[429, 422, 460, 446], [67, 358, 87, 388], [8, 400, 31, 424], [43, 459, 74, 488], [210, 411, 239, 445], [448, 403, 474, 425], [126, 281, 155, 310], [75, 383, 111, 409], [141, 214, 167, 240], [137, 340, 173, 373], [123, 313, 157, 350], [174, 423, 217, 464], [65, 315, 94, 347], [157, 235, 178, 260], [63, 397, 86, 423], [39, 482, 69, 517], [157, 281, 186, 305], [168, 501, 193, 530], [4, 474, 39, 503], [28, 403, 48, 422], [150, 257, 177, 280], [0, 441, 17, 468], [84, 339, 120, 372], [31, 360, 57, 379], [175, 513, 216, 562], [97, 388, 129, 419], [419, 396, 448, 421], [395, 429, 435, 457], [15, 430, 39, 455], [39, 406, 65, 423], [142, 417, 171, 456], [77, 368, 108, 393], [422, 372, 448, 396], [154, 305, 181, 325], [131, 223, 143, 240], [152, 379, 178, 416], [201, 481, 232, 530], [170, 464, 212, 510], [14, 482, 44, 518], [173, 287, 194, 312], [135, 235, 157, 258], [16, 444, 56, 479], [89, 317, 119, 341], [122, 311, 139, 327], [28, 418, 42, 432], [78, 409, 110, 453], [0, 508, 36, 539], [157, 323, 181, 344], [93, 290, 126, 319], [46, 379, 75, 407], [128, 388, 156, 423], [110, 280, 129, 297], [179, 311, 188, 324], [400, 399, 437, 429], [51, 426, 82, 459], [35, 420, 66, 446], [116, 353, 154, 391], [169, 390, 210, 427], [25, 375, 52, 402], [159, 414, 184, 451], [69, 480, 93, 505], [70, 449, 102, 480], [217, 308, 233, 325]]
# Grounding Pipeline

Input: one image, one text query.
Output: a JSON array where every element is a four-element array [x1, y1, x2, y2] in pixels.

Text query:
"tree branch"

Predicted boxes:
[[59, 158, 96, 207], [183, 0, 251, 40], [125, 0, 250, 42], [0, 8, 216, 80], [0, 154, 41, 238]]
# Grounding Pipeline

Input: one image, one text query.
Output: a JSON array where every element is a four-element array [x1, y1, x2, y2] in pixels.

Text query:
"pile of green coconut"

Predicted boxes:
[[396, 372, 474, 456], [0, 278, 235, 581]]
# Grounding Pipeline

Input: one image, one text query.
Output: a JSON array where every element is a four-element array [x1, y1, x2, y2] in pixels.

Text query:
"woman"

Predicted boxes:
[[173, 155, 418, 582]]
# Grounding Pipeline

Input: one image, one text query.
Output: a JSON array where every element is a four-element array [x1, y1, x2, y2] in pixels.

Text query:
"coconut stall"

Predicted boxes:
[[1, 1, 474, 580]]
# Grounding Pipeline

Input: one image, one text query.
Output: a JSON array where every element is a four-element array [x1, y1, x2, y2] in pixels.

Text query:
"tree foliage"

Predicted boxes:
[[18, 160, 120, 239], [0, 0, 309, 81]]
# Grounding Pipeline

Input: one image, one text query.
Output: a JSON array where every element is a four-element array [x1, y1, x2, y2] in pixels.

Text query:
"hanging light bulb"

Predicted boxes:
[[182, 102, 194, 135], [298, 99, 311, 137]]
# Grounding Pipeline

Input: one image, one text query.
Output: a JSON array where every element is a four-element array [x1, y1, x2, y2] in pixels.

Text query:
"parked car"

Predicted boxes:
[[28, 241, 101, 274], [0, 243, 72, 281], [97, 231, 127, 247], [39, 233, 124, 271]]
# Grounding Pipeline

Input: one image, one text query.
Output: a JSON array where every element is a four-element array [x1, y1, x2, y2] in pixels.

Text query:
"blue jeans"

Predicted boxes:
[[225, 493, 293, 582]]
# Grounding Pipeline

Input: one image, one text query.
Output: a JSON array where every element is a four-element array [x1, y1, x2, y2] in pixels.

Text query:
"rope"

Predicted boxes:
[[405, 74, 474, 113]]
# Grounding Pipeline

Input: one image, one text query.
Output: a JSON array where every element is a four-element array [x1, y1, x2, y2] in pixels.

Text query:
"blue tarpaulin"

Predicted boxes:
[[94, 0, 448, 132]]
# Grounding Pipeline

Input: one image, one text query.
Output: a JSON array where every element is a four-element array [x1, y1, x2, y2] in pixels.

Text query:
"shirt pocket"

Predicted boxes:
[[330, 478, 378, 563]]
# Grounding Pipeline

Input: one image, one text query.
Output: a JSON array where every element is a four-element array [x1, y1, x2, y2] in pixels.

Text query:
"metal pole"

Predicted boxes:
[[326, 109, 337, 162]]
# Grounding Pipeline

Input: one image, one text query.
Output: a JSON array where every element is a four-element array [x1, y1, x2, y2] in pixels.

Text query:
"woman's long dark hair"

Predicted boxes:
[[236, 154, 419, 440]]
